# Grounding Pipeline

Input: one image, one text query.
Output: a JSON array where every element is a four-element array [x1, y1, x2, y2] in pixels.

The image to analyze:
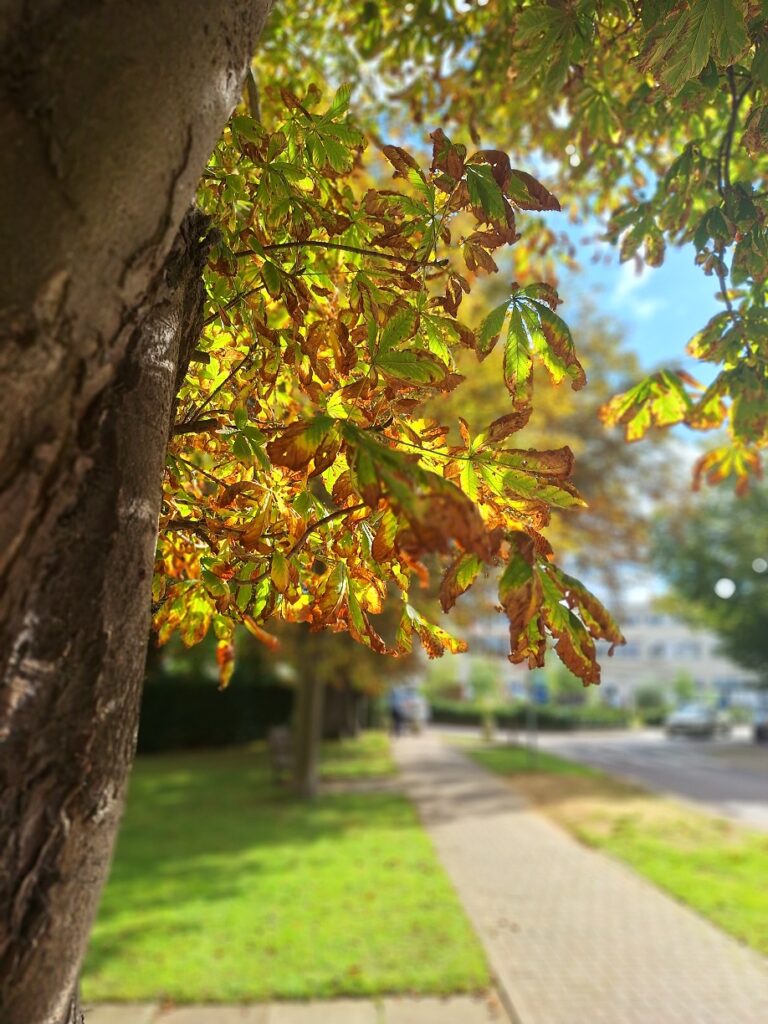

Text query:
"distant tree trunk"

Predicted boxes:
[[293, 677, 325, 800], [0, 4, 272, 1022], [323, 682, 363, 740]]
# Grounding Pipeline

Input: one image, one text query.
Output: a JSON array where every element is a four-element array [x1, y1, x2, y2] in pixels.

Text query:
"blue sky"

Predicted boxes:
[[556, 225, 723, 383]]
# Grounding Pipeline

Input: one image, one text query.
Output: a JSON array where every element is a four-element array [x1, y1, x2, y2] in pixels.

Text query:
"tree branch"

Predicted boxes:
[[289, 503, 368, 556], [172, 418, 219, 436], [235, 239, 447, 269]]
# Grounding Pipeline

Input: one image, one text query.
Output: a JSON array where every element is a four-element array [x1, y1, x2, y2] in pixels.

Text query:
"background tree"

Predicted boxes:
[[270, 608, 414, 799], [653, 483, 768, 683]]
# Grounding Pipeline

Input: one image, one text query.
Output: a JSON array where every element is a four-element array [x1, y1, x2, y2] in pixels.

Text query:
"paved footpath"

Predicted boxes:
[[85, 996, 504, 1023], [393, 732, 768, 1024]]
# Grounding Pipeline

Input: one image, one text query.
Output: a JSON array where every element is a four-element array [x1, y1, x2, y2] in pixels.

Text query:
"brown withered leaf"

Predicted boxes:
[[371, 508, 399, 562], [463, 243, 498, 275], [439, 552, 483, 612], [216, 641, 235, 689], [507, 169, 561, 212], [554, 628, 599, 685], [429, 128, 466, 180], [472, 149, 511, 189], [243, 615, 281, 651], [502, 446, 575, 479], [332, 471, 357, 506], [382, 145, 425, 181], [486, 408, 533, 443], [395, 483, 498, 562], [266, 418, 337, 473]]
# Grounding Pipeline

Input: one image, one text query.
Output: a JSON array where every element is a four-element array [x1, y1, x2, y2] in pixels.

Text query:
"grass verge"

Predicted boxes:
[[83, 736, 488, 1003], [319, 730, 396, 781], [460, 740, 768, 956]]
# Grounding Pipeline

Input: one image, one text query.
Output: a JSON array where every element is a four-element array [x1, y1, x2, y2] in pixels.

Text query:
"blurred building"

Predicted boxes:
[[463, 601, 759, 708]]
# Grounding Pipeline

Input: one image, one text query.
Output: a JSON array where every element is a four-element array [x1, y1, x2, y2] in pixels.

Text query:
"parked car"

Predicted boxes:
[[753, 705, 768, 744], [665, 704, 731, 738]]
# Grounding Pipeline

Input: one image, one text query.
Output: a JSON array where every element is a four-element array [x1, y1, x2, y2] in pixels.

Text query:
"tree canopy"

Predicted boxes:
[[153, 0, 766, 690], [653, 483, 768, 680]]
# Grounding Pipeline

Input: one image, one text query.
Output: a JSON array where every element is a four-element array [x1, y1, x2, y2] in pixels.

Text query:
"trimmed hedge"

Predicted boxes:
[[429, 699, 629, 731], [137, 677, 293, 753]]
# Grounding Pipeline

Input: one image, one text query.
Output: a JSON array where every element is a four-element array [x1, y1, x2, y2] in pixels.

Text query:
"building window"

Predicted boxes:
[[615, 642, 641, 659], [674, 642, 702, 659]]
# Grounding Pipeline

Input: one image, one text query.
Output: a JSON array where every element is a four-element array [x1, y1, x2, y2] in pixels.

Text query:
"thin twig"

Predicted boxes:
[[174, 455, 228, 487], [165, 518, 217, 550], [289, 503, 368, 556], [202, 285, 264, 328], [181, 344, 260, 424], [723, 69, 751, 193]]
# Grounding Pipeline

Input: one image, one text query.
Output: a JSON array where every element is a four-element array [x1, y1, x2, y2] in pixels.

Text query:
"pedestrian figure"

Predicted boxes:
[[389, 685, 408, 736]]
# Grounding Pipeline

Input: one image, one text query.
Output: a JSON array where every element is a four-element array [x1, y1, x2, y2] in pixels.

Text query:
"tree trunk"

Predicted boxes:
[[323, 682, 363, 740], [0, 4, 272, 1022], [293, 677, 325, 801]]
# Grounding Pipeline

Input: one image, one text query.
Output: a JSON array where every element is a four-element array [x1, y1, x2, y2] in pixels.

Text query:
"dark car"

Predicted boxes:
[[665, 704, 731, 738]]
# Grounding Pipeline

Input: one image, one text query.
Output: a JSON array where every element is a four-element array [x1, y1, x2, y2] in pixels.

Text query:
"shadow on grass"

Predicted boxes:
[[83, 743, 489, 999]]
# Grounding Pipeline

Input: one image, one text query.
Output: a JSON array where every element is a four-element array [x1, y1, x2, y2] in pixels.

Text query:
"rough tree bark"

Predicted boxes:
[[0, 3, 272, 1022]]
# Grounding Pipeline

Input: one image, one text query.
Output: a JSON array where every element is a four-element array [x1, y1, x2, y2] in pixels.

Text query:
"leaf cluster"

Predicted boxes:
[[153, 85, 622, 687]]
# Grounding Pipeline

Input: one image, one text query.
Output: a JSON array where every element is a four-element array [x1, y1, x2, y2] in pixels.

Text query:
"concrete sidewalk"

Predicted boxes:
[[85, 996, 504, 1023], [393, 732, 768, 1024]]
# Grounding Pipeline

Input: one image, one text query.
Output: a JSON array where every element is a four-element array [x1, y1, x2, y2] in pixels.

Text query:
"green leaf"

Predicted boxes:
[[379, 307, 418, 352], [459, 458, 480, 501], [503, 469, 585, 509], [640, 0, 747, 95], [503, 307, 533, 401], [465, 164, 506, 219], [327, 81, 353, 117], [376, 349, 445, 385], [477, 301, 509, 359], [261, 261, 282, 298]]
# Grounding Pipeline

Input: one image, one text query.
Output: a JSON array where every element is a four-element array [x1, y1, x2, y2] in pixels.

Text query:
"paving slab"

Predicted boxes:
[[383, 995, 503, 1023], [268, 1000, 378, 1023], [393, 732, 768, 1024], [158, 1006, 268, 1023], [84, 1006, 158, 1024]]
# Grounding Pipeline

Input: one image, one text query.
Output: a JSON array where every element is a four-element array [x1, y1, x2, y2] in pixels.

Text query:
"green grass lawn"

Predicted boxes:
[[318, 731, 396, 780], [460, 740, 768, 956], [82, 735, 487, 1003]]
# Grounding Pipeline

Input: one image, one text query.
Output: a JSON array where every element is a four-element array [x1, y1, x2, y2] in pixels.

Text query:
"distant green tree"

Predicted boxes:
[[635, 682, 668, 712], [672, 671, 698, 705], [545, 661, 587, 707], [653, 486, 768, 685]]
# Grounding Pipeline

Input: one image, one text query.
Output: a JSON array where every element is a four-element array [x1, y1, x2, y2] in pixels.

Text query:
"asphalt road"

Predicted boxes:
[[529, 727, 768, 831]]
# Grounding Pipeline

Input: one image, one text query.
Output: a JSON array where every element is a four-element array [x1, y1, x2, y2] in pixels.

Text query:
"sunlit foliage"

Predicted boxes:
[[154, 0, 767, 685]]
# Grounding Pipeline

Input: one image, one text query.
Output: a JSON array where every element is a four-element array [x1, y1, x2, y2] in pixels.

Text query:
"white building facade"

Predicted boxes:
[[462, 601, 758, 707]]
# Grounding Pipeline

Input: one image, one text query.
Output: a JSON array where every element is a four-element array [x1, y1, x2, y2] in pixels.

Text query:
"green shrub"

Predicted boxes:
[[137, 677, 293, 753], [139, 632, 291, 753], [429, 699, 629, 731]]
